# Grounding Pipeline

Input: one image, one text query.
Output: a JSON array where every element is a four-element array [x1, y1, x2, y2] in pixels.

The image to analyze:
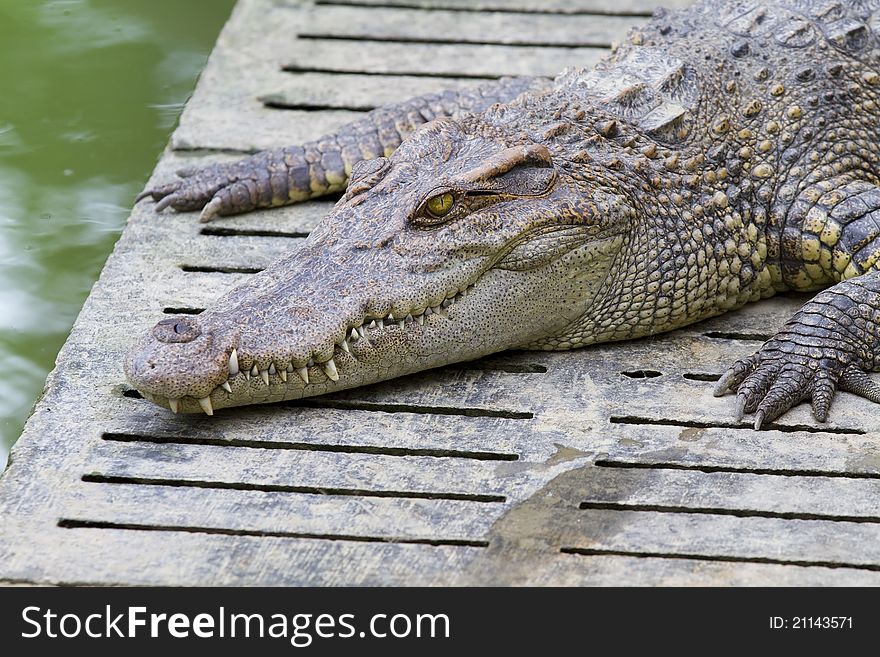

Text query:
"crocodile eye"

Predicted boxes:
[[425, 192, 455, 218]]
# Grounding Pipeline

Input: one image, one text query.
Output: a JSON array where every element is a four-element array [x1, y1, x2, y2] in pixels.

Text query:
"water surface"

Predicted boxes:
[[0, 0, 236, 467]]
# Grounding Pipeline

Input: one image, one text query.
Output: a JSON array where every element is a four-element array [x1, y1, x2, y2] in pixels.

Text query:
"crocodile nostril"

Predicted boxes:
[[154, 317, 202, 343]]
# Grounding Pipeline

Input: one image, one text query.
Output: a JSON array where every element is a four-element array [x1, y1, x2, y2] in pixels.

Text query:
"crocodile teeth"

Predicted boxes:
[[228, 349, 239, 376], [297, 367, 309, 384], [198, 396, 214, 416], [268, 363, 276, 375], [168, 398, 179, 414], [221, 381, 232, 393], [397, 318, 405, 328], [339, 339, 350, 353], [416, 314, 424, 325], [350, 327, 360, 341], [260, 369, 269, 386], [286, 363, 294, 372], [244, 370, 251, 381], [368, 320, 377, 329], [322, 358, 339, 381], [279, 369, 287, 382], [442, 299, 452, 308], [307, 358, 315, 367], [376, 318, 384, 329], [357, 327, 366, 338], [251, 364, 259, 377]]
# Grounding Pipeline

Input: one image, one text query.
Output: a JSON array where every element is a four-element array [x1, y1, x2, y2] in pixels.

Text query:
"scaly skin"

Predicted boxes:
[[128, 0, 880, 428]]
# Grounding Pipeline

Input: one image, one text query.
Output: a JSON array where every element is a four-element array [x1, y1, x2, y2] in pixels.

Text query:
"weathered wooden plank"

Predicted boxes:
[[261, 72, 500, 111], [283, 40, 607, 78], [580, 466, 880, 520], [104, 406, 546, 460], [84, 439, 516, 498], [560, 509, 880, 567], [4, 520, 876, 586], [510, 553, 880, 586], [294, 0, 693, 15], [0, 520, 480, 586], [64, 481, 499, 541], [299, 4, 641, 46], [601, 423, 880, 477]]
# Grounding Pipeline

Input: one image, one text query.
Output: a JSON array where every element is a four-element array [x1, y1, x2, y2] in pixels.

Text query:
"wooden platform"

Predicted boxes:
[[3, 0, 880, 586]]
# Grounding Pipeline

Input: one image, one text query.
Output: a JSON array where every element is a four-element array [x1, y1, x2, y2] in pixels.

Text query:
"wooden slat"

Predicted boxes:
[[581, 466, 880, 520], [513, 553, 880, 585], [560, 509, 880, 568], [283, 40, 607, 79], [5, 520, 877, 586], [261, 73, 500, 111], [296, 0, 693, 15], [600, 422, 880, 477], [299, 4, 641, 46], [0, 521, 480, 586], [106, 406, 545, 460], [64, 481, 499, 541], [84, 439, 515, 498]]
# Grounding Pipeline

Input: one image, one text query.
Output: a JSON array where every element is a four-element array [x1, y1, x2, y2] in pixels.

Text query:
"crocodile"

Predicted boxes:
[[126, 0, 880, 429]]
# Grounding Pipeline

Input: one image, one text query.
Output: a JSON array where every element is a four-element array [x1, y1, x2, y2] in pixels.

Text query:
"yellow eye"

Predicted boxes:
[[425, 192, 455, 218]]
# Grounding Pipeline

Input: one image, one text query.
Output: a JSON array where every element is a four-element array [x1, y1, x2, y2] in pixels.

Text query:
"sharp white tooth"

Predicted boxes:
[[406, 314, 414, 323], [377, 318, 384, 329], [168, 398, 179, 414], [260, 369, 269, 386], [268, 363, 276, 374], [340, 339, 350, 353], [357, 326, 366, 338], [198, 396, 214, 416], [350, 327, 360, 341], [286, 363, 294, 372], [307, 358, 315, 367], [442, 299, 452, 308], [244, 369, 251, 380], [369, 320, 377, 329], [221, 381, 232, 393], [322, 358, 339, 381], [279, 369, 287, 382], [297, 367, 309, 384], [251, 364, 259, 376], [228, 349, 239, 376], [425, 307, 433, 316], [387, 313, 395, 321], [417, 314, 424, 325]]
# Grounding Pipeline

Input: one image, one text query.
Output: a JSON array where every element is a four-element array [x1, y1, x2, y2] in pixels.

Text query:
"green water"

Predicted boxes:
[[0, 0, 236, 468]]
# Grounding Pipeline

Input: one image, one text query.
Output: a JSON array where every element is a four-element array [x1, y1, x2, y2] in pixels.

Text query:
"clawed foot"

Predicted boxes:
[[714, 339, 880, 429], [135, 161, 251, 222]]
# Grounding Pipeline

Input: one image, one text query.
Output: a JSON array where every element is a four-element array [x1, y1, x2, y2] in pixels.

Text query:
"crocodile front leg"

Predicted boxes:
[[137, 76, 548, 222], [715, 179, 880, 428]]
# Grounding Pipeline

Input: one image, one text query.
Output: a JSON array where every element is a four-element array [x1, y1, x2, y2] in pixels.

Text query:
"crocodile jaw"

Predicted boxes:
[[125, 231, 622, 415]]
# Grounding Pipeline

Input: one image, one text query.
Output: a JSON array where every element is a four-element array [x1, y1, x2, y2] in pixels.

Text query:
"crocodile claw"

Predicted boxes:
[[134, 160, 244, 220], [715, 316, 880, 430]]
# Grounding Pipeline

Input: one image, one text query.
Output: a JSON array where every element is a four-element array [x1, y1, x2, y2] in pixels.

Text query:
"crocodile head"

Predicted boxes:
[[125, 117, 632, 413]]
